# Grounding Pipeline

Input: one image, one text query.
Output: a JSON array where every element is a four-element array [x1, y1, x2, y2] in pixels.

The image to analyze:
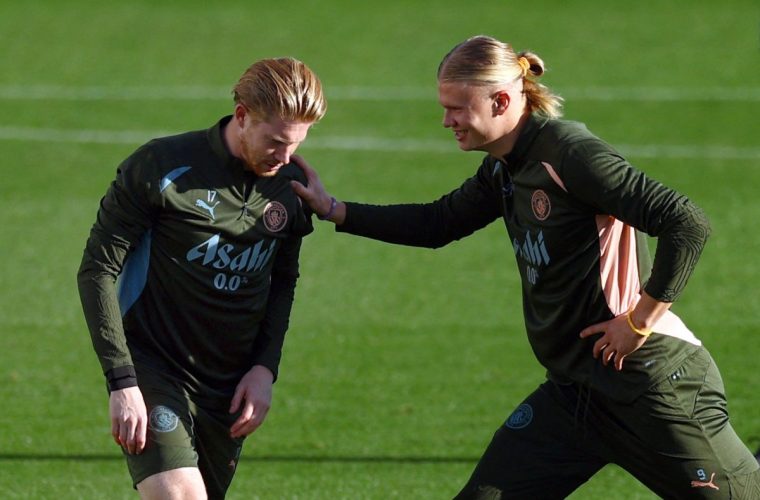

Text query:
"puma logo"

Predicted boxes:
[[196, 199, 220, 220], [691, 472, 719, 490]]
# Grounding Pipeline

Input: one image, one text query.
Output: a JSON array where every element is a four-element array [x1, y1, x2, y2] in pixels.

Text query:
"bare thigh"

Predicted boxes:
[[137, 467, 207, 500]]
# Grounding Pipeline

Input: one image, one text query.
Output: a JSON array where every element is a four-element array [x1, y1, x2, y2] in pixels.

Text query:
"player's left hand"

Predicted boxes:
[[579, 315, 649, 371], [229, 365, 274, 438]]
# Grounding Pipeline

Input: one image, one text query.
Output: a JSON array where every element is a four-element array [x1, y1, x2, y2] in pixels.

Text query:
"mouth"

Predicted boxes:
[[453, 130, 467, 141], [248, 161, 283, 176]]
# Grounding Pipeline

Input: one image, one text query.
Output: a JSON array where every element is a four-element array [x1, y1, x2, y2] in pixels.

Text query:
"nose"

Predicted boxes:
[[274, 146, 291, 165], [442, 110, 455, 129]]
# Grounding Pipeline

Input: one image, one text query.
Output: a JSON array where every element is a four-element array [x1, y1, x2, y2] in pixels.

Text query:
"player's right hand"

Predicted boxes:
[[579, 314, 649, 371], [109, 386, 147, 455]]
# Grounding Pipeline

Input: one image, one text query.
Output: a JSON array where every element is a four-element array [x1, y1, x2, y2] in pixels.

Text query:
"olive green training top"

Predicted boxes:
[[78, 116, 313, 401], [338, 114, 710, 403]]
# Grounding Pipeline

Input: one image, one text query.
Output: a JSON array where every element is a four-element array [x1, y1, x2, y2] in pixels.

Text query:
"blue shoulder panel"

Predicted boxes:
[[159, 166, 192, 193], [117, 230, 152, 317]]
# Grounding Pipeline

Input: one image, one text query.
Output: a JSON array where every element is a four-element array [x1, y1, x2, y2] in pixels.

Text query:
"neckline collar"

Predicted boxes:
[[208, 115, 248, 173], [501, 113, 547, 166]]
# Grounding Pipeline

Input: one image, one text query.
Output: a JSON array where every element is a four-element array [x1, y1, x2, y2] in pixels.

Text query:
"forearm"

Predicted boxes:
[[644, 200, 711, 302], [337, 196, 497, 249], [253, 235, 303, 380], [252, 272, 297, 381], [338, 201, 456, 248], [78, 258, 134, 376]]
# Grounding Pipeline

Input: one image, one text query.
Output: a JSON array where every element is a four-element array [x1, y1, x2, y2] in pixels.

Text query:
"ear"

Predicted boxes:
[[492, 91, 510, 116], [233, 103, 248, 126]]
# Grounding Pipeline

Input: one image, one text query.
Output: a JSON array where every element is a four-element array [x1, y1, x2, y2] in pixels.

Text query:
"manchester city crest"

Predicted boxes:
[[531, 190, 551, 221], [149, 405, 179, 433], [263, 201, 288, 232], [505, 403, 534, 429]]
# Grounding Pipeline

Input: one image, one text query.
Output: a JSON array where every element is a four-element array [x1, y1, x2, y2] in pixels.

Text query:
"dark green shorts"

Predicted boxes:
[[123, 367, 244, 499], [455, 347, 760, 499]]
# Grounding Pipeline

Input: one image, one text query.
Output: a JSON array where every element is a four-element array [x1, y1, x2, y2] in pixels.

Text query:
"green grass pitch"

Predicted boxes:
[[0, 1, 758, 498]]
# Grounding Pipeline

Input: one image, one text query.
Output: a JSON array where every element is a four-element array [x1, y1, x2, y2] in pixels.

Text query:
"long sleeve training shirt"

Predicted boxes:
[[78, 116, 313, 401], [337, 114, 710, 403]]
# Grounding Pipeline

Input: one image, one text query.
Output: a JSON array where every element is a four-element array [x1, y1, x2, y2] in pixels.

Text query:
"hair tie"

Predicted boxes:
[[517, 56, 530, 77]]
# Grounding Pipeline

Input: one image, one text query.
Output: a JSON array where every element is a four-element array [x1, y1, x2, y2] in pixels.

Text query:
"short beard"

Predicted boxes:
[[255, 168, 279, 178]]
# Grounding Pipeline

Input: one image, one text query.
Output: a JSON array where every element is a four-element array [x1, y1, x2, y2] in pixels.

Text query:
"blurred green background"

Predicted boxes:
[[1, 0, 758, 498]]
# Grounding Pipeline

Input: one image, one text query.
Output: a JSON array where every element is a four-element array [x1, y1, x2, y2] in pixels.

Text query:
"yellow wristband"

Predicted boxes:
[[626, 311, 652, 337]]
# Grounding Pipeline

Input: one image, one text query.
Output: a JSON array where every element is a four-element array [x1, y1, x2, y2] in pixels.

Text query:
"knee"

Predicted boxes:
[[137, 467, 207, 500], [727, 467, 760, 499]]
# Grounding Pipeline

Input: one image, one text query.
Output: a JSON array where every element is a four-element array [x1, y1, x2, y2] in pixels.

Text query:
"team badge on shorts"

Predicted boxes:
[[505, 403, 533, 429], [149, 405, 179, 433], [263, 201, 288, 232], [531, 190, 551, 221]]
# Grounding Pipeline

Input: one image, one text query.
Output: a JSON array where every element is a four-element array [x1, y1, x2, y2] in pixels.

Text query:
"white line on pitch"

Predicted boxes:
[[0, 126, 758, 160], [0, 85, 759, 102]]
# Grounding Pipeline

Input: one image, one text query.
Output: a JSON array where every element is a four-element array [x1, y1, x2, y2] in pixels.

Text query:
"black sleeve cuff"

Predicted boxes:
[[105, 365, 138, 392]]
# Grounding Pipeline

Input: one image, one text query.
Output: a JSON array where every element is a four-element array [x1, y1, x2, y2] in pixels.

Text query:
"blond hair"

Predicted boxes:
[[233, 57, 327, 123], [437, 35, 563, 119]]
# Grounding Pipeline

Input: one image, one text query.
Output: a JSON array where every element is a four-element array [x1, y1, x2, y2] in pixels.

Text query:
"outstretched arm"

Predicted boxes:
[[289, 155, 502, 249]]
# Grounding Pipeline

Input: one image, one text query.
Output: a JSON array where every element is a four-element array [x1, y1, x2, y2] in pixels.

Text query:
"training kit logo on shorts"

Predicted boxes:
[[505, 403, 533, 429], [691, 469, 720, 491], [531, 190, 551, 221], [149, 405, 179, 433], [263, 201, 288, 232]]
